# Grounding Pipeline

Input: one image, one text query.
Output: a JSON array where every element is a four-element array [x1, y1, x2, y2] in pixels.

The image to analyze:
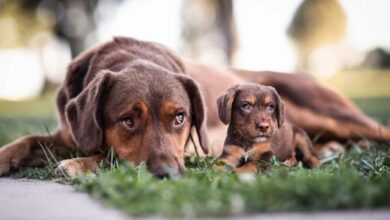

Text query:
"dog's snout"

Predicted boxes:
[[256, 121, 270, 132], [147, 154, 184, 178]]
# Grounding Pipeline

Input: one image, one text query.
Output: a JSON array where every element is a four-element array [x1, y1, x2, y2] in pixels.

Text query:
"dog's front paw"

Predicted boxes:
[[55, 157, 100, 178], [0, 143, 25, 176], [55, 159, 84, 178]]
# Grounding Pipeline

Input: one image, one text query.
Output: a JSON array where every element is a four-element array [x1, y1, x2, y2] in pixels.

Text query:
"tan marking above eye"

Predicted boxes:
[[264, 96, 273, 105], [160, 101, 188, 118], [117, 101, 148, 120], [244, 95, 257, 105]]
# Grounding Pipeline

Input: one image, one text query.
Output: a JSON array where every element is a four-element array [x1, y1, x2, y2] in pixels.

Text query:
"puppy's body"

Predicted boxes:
[[217, 84, 320, 173]]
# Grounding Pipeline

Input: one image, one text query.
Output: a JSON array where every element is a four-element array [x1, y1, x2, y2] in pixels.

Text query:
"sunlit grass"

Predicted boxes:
[[322, 69, 390, 98], [74, 146, 390, 217], [1, 80, 390, 217]]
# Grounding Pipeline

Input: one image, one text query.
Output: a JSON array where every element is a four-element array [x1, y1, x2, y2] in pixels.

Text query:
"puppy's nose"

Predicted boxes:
[[256, 122, 270, 132]]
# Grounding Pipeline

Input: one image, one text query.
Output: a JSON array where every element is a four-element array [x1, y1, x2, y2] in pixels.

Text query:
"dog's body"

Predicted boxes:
[[1, 37, 390, 177], [216, 84, 320, 173], [0, 37, 209, 177]]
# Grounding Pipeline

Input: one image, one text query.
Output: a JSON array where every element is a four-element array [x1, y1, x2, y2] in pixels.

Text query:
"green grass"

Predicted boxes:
[[1, 89, 390, 217], [322, 69, 390, 98], [74, 147, 390, 217]]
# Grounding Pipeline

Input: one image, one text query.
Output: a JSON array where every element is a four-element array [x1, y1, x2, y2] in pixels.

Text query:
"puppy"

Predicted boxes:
[[216, 83, 320, 173]]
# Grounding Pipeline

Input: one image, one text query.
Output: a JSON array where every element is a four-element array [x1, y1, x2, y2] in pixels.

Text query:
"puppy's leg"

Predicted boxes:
[[0, 130, 72, 176], [283, 151, 298, 167], [55, 153, 106, 177], [234, 161, 259, 174], [293, 127, 321, 168], [235, 150, 273, 174], [216, 145, 245, 171]]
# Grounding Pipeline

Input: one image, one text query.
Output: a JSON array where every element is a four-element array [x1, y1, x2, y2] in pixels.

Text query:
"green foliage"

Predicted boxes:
[[287, 0, 346, 51], [10, 164, 56, 180], [75, 146, 390, 217], [1, 95, 390, 216]]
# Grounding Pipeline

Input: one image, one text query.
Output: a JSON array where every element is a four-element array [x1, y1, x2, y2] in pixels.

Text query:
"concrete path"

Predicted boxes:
[[0, 178, 389, 220], [0, 178, 130, 220]]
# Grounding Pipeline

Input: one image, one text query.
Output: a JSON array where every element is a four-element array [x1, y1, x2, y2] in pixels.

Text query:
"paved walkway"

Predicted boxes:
[[0, 178, 389, 220], [0, 178, 129, 220]]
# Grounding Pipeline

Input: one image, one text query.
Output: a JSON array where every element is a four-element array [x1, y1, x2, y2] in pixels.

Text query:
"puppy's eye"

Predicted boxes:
[[266, 104, 275, 112], [175, 112, 185, 125], [241, 102, 250, 111], [121, 118, 135, 129]]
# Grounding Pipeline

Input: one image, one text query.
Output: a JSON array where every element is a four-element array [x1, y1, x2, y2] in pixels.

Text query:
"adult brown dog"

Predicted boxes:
[[216, 83, 320, 174], [0, 37, 209, 178], [0, 37, 389, 177]]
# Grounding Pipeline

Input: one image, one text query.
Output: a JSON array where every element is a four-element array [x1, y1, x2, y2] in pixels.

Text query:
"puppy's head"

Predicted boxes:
[[65, 61, 208, 178], [217, 83, 285, 143]]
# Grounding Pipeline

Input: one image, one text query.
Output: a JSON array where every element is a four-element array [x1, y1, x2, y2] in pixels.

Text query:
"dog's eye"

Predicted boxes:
[[241, 102, 250, 111], [121, 118, 135, 128], [266, 104, 275, 112], [175, 112, 185, 125]]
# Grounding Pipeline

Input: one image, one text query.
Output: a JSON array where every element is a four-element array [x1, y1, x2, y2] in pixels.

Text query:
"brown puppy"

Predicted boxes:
[[0, 37, 208, 178], [185, 62, 390, 157], [216, 83, 320, 173]]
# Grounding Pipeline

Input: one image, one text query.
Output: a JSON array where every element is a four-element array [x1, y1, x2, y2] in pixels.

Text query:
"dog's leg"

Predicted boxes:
[[55, 153, 106, 177], [315, 141, 345, 159], [293, 128, 321, 168], [0, 130, 72, 176]]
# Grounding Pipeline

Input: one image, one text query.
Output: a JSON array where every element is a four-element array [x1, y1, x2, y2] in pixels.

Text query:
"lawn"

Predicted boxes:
[[1, 82, 390, 217]]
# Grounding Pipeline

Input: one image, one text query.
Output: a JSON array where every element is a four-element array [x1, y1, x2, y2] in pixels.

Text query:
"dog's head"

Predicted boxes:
[[217, 83, 285, 143], [65, 60, 208, 178]]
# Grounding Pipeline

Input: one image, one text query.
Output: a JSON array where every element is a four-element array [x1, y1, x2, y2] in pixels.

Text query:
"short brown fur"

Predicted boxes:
[[1, 37, 390, 177], [0, 37, 208, 178], [217, 83, 320, 174]]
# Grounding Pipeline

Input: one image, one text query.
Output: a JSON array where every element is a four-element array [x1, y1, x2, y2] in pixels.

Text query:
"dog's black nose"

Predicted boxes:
[[151, 166, 181, 179], [256, 122, 270, 132]]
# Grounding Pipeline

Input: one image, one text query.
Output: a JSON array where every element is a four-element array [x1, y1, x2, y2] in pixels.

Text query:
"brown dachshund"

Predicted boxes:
[[216, 83, 320, 173], [1, 36, 390, 177]]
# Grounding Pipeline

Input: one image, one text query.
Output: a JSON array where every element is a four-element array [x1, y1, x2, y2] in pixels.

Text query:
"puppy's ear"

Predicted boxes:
[[65, 71, 115, 155], [216, 85, 240, 124], [174, 74, 209, 155], [269, 86, 285, 128]]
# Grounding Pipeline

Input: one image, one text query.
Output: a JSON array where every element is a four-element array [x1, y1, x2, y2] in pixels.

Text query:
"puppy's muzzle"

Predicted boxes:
[[255, 121, 270, 133]]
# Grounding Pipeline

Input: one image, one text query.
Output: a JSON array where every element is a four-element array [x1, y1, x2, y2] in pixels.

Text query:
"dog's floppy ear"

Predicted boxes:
[[268, 86, 285, 128], [65, 71, 115, 155], [174, 74, 209, 155], [216, 85, 240, 125]]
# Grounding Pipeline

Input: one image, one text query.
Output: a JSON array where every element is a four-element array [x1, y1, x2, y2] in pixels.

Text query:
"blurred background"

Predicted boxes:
[[1, 0, 390, 144]]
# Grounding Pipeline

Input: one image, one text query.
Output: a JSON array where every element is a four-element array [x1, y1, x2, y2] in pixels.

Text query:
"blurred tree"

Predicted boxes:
[[37, 0, 98, 57], [180, 0, 237, 65], [287, 0, 346, 72], [0, 0, 98, 57], [0, 0, 48, 48], [362, 48, 390, 69]]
